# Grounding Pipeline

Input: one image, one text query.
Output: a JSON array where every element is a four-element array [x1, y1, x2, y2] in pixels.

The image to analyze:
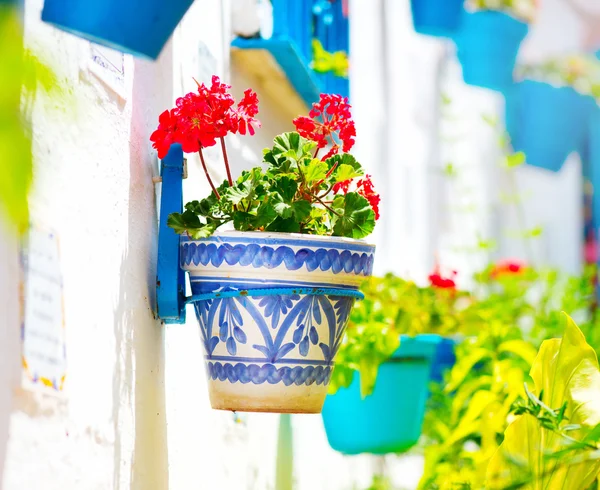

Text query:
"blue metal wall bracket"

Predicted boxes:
[[156, 144, 187, 324]]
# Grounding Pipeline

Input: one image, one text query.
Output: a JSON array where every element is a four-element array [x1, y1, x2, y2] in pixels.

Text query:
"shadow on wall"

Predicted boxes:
[[111, 47, 174, 490]]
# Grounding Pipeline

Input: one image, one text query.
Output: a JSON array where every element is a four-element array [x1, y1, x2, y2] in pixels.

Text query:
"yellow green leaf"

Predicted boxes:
[[487, 314, 600, 489], [497, 339, 538, 366]]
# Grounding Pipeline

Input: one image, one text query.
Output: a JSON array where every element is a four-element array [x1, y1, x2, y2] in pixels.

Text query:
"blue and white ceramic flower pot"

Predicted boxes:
[[180, 231, 376, 413]]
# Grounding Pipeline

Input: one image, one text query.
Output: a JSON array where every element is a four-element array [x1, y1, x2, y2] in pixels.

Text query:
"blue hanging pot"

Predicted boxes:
[[506, 80, 594, 172], [321, 334, 441, 455], [455, 10, 528, 92], [41, 0, 194, 59], [410, 0, 463, 38]]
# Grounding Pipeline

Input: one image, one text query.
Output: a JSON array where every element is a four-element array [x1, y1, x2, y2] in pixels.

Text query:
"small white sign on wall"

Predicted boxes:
[[89, 44, 126, 99], [21, 226, 67, 392]]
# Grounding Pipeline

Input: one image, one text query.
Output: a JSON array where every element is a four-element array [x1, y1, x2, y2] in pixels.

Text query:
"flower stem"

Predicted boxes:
[[313, 147, 320, 160], [198, 148, 220, 199], [220, 137, 234, 187], [309, 191, 341, 217]]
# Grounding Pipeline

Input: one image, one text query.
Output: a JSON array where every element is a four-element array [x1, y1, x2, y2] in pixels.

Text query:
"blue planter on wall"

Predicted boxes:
[[410, 0, 463, 38], [321, 334, 441, 455], [41, 0, 194, 59], [455, 10, 528, 92], [506, 80, 594, 172]]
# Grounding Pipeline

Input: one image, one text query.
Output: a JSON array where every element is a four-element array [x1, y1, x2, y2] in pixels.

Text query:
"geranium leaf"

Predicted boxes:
[[301, 158, 328, 183], [332, 192, 375, 239], [334, 163, 362, 183]]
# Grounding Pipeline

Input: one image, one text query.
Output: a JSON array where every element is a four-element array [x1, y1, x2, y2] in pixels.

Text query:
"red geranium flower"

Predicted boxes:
[[236, 88, 261, 136], [150, 76, 260, 158], [293, 93, 356, 159], [150, 109, 178, 159], [332, 174, 381, 221], [428, 267, 457, 290], [490, 259, 526, 278]]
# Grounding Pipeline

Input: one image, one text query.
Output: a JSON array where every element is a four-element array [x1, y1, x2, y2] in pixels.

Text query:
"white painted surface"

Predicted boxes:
[[0, 0, 589, 489]]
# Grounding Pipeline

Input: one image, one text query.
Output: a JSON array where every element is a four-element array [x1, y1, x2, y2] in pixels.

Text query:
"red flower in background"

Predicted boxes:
[[150, 76, 260, 159], [293, 94, 356, 159], [333, 174, 381, 220], [490, 259, 526, 278], [429, 267, 457, 290]]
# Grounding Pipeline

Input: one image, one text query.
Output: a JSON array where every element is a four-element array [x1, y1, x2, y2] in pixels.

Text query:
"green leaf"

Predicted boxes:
[[265, 217, 301, 233], [334, 163, 362, 183], [506, 152, 526, 168], [167, 211, 216, 238], [325, 153, 362, 174], [273, 176, 298, 203], [273, 199, 311, 221], [332, 192, 375, 239], [300, 159, 328, 183], [498, 339, 538, 366]]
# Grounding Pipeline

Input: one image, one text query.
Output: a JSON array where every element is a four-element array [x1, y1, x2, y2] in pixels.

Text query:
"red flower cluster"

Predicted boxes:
[[490, 259, 526, 278], [333, 174, 381, 220], [428, 267, 457, 290], [150, 76, 260, 159], [293, 94, 356, 160]]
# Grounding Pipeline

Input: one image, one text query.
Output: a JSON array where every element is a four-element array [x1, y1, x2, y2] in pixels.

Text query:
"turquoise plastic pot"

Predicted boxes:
[[410, 0, 463, 38], [321, 334, 441, 455], [455, 10, 528, 92], [506, 80, 594, 172]]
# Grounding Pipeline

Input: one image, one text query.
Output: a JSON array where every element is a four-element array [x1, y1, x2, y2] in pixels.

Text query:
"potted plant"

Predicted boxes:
[[151, 77, 379, 413], [321, 269, 467, 455], [507, 54, 599, 172], [455, 0, 536, 92], [410, 0, 464, 38]]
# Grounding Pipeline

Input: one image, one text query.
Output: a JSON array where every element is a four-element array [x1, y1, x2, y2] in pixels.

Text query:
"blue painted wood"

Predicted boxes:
[[232, 0, 349, 105], [232, 37, 323, 106], [156, 144, 186, 324], [41, 0, 194, 60]]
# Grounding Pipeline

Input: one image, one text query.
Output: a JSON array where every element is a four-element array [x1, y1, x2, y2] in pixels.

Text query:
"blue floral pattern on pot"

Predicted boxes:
[[181, 231, 376, 413]]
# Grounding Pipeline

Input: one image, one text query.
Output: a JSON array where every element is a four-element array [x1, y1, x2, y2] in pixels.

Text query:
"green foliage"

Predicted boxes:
[[0, 6, 60, 233], [419, 266, 600, 490], [168, 132, 377, 239], [329, 274, 467, 397], [487, 315, 600, 489], [311, 39, 349, 78]]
